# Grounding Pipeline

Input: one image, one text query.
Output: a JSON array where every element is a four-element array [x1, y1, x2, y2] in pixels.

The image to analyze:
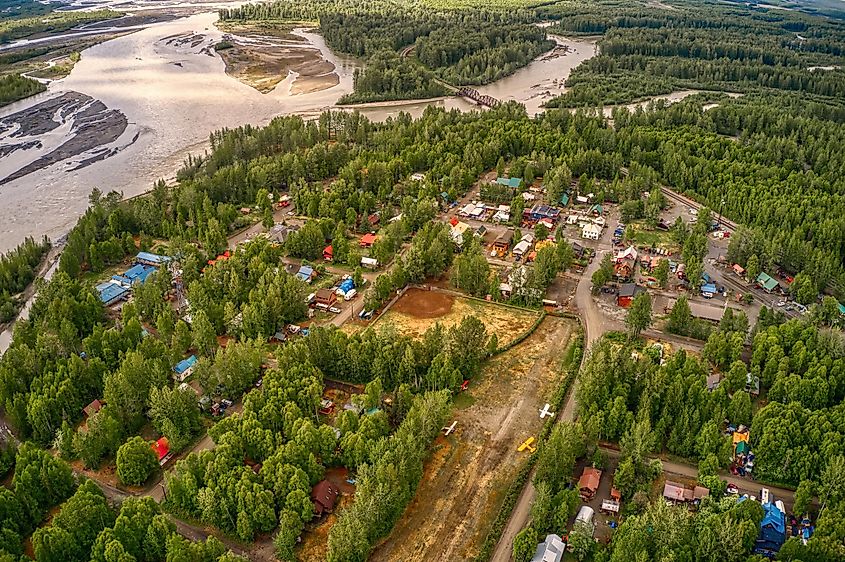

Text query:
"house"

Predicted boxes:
[[526, 204, 560, 222], [706, 373, 721, 391], [492, 230, 514, 255], [559, 193, 570, 207], [756, 272, 779, 293], [173, 355, 197, 382], [367, 213, 380, 227], [572, 242, 586, 257], [323, 245, 333, 261], [112, 263, 157, 287], [296, 265, 317, 283], [492, 207, 510, 223], [361, 256, 378, 269], [578, 467, 602, 500], [513, 239, 533, 259], [96, 281, 129, 306], [614, 261, 634, 280], [315, 288, 336, 307], [616, 246, 638, 262], [269, 223, 298, 245], [496, 176, 522, 189], [312, 480, 340, 517], [450, 221, 471, 246], [538, 217, 555, 230], [360, 233, 378, 248], [135, 252, 170, 267], [755, 501, 786, 556], [152, 437, 170, 466], [617, 284, 644, 307], [582, 223, 601, 240], [531, 534, 565, 562], [732, 263, 746, 277], [663, 481, 693, 503], [589, 203, 603, 216], [83, 399, 104, 419]]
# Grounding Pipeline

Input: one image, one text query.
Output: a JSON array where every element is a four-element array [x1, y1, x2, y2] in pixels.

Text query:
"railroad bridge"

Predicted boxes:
[[456, 87, 501, 108]]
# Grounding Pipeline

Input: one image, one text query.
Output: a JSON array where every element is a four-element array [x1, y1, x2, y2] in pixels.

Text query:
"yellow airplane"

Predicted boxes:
[[517, 437, 536, 453]]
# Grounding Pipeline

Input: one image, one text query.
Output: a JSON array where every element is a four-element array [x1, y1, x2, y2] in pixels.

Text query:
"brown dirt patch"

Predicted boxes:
[[370, 316, 577, 561], [392, 288, 455, 319], [377, 289, 539, 346]]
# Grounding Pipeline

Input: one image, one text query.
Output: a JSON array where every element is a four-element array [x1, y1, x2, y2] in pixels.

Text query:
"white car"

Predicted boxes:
[[329, 306, 341, 314], [776, 301, 786, 307]]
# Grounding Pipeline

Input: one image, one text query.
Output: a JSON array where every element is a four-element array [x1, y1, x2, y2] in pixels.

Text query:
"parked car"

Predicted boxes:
[[221, 399, 234, 408], [329, 306, 341, 314], [726, 483, 739, 495]]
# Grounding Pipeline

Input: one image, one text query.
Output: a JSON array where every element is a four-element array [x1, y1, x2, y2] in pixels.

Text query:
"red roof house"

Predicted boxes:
[[152, 437, 170, 463], [312, 479, 339, 517], [578, 467, 602, 500], [323, 245, 333, 261], [83, 399, 104, 418], [360, 233, 378, 248]]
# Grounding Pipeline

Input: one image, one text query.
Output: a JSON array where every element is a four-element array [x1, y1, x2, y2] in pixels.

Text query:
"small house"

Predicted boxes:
[[152, 437, 170, 466], [173, 355, 197, 382], [732, 263, 745, 277], [578, 467, 602, 500], [496, 177, 522, 189], [617, 284, 644, 307], [323, 245, 334, 261], [706, 373, 721, 391], [582, 223, 601, 240], [756, 272, 779, 293], [530, 534, 565, 562], [663, 481, 692, 503], [360, 233, 378, 248], [559, 193, 570, 207], [589, 203, 603, 216], [296, 265, 317, 283], [492, 230, 514, 256], [450, 221, 471, 246], [315, 288, 336, 307], [527, 204, 560, 222], [367, 213, 380, 227], [361, 256, 378, 269], [83, 399, 104, 419], [96, 281, 129, 306], [312, 480, 340, 517]]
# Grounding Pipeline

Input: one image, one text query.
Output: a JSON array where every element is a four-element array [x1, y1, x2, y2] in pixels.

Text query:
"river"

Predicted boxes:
[[0, 13, 597, 255]]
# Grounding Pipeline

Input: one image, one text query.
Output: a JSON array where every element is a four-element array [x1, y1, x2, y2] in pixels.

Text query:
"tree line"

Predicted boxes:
[[0, 235, 49, 322]]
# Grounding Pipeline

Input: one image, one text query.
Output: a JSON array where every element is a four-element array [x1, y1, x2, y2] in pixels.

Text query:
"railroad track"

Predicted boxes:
[[659, 186, 738, 231]]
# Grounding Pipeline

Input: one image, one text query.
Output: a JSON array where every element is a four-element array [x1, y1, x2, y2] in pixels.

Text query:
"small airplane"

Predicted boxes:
[[539, 403, 555, 419], [442, 421, 458, 436], [517, 437, 536, 453]]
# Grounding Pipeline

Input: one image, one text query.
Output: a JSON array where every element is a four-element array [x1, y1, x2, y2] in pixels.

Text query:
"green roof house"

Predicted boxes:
[[496, 177, 522, 188], [756, 272, 779, 292], [559, 193, 570, 207], [838, 301, 845, 315]]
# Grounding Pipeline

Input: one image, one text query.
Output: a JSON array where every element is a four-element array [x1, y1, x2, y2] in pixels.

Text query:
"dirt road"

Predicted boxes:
[[491, 212, 619, 562], [371, 316, 577, 561]]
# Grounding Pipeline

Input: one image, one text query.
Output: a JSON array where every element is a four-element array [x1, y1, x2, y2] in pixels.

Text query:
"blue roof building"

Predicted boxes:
[[701, 283, 717, 295], [96, 282, 129, 306], [173, 355, 197, 382], [136, 252, 170, 267], [296, 265, 316, 283], [112, 264, 158, 287], [755, 502, 786, 557]]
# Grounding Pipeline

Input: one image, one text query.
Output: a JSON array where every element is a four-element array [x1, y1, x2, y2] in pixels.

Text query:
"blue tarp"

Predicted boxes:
[[755, 502, 786, 556], [339, 279, 355, 293], [173, 355, 197, 375]]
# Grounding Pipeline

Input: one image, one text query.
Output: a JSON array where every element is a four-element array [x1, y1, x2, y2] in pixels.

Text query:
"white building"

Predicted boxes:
[[582, 223, 601, 240]]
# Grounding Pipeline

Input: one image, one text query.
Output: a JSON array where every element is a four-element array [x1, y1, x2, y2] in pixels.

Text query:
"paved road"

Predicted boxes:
[[491, 212, 620, 562]]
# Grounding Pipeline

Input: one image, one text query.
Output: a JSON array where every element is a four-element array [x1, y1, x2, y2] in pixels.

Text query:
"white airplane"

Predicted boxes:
[[442, 421, 458, 436], [539, 404, 555, 419]]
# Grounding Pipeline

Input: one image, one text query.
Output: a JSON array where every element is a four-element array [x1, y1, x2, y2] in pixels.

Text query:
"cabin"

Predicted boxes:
[[315, 288, 337, 308], [496, 176, 522, 189], [578, 467, 602, 500], [663, 481, 693, 503], [492, 230, 514, 256], [367, 213, 380, 227], [152, 437, 170, 466], [83, 399, 104, 419], [312, 480, 340, 517], [617, 284, 644, 307], [322, 245, 333, 262], [360, 233, 378, 248], [756, 272, 779, 293], [173, 355, 197, 382], [296, 265, 317, 284]]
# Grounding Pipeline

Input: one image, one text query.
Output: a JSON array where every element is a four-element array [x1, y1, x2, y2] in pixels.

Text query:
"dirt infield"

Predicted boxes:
[[370, 316, 577, 561], [378, 289, 539, 346], [391, 288, 455, 318]]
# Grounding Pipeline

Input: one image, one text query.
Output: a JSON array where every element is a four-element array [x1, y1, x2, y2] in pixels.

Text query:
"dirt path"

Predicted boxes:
[[370, 316, 576, 561]]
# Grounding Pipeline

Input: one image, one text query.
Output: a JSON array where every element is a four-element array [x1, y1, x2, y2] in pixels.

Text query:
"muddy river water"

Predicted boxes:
[[0, 11, 601, 255]]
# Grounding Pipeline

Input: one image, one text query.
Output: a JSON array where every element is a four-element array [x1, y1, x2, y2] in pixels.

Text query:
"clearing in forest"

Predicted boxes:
[[377, 288, 540, 346], [370, 316, 577, 561]]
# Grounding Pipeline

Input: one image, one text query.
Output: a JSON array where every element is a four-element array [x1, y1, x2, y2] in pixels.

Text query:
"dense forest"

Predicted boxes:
[[0, 236, 49, 322], [543, 0, 845, 107], [219, 0, 553, 101], [0, 73, 45, 107]]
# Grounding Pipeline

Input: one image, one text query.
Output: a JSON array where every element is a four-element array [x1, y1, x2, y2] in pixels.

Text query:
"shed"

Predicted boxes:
[[83, 399, 104, 418], [361, 256, 378, 269], [559, 193, 570, 207], [312, 480, 339, 517], [693, 486, 710, 500], [367, 213, 380, 227], [578, 467, 602, 500], [360, 233, 378, 248], [736, 440, 751, 455]]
